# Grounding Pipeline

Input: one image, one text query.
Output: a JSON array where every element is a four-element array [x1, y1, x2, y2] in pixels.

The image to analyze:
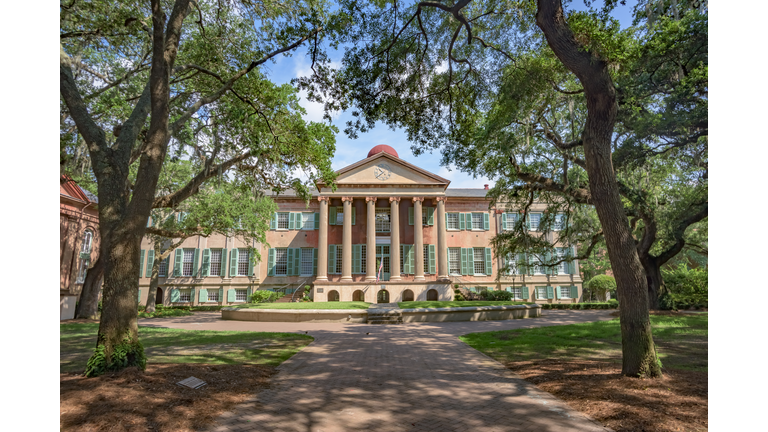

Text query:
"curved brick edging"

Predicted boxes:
[[221, 304, 541, 323]]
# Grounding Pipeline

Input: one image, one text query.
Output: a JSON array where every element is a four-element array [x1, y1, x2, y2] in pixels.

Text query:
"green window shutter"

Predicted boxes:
[[328, 244, 337, 274], [526, 214, 532, 230], [219, 288, 224, 303], [352, 207, 356, 225], [268, 248, 276, 276], [461, 248, 468, 276], [429, 244, 436, 274], [484, 248, 492, 276], [522, 286, 529, 300], [145, 250, 155, 278], [170, 288, 180, 302], [329, 207, 337, 225], [139, 250, 145, 277], [227, 289, 236, 302], [247, 286, 252, 298], [547, 286, 554, 299], [293, 248, 301, 276], [229, 248, 239, 277], [289, 212, 295, 230], [427, 207, 434, 225], [353, 244, 361, 274], [138, 289, 141, 302], [571, 286, 578, 299], [501, 213, 507, 230], [193, 248, 200, 278], [409, 245, 415, 274], [408, 207, 414, 225], [314, 213, 320, 229], [173, 249, 183, 277], [297, 213, 304, 230], [247, 250, 255, 276], [556, 286, 561, 300], [313, 248, 318, 275], [287, 248, 294, 276], [201, 249, 211, 277], [445, 212, 449, 227], [199, 288, 208, 302], [270, 212, 277, 230], [190, 288, 196, 302], [544, 251, 551, 275], [400, 245, 406, 274], [220, 249, 228, 277], [459, 213, 465, 230], [483, 213, 490, 230]]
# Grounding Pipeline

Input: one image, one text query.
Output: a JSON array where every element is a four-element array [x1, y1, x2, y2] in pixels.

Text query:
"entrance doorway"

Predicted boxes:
[[377, 290, 390, 303], [155, 288, 164, 305], [402, 289, 414, 302], [352, 289, 364, 302], [375, 245, 390, 281], [427, 289, 439, 301]]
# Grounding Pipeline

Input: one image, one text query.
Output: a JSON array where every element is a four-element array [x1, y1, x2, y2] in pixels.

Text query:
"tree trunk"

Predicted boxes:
[[144, 245, 165, 313], [75, 256, 104, 319], [641, 256, 663, 310], [536, 0, 661, 378]]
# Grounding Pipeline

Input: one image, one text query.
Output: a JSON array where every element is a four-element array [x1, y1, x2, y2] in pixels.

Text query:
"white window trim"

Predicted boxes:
[[179, 288, 192, 303], [238, 248, 250, 276], [276, 212, 289, 230], [446, 213, 460, 231], [536, 286, 548, 300], [235, 288, 248, 302], [472, 247, 486, 276], [559, 286, 571, 299], [182, 249, 194, 277], [210, 249, 223, 277], [554, 213, 566, 231], [529, 213, 542, 231], [449, 247, 461, 276], [275, 248, 288, 276], [300, 248, 313, 276], [301, 213, 314, 230], [471, 213, 484, 231], [207, 290, 220, 303]]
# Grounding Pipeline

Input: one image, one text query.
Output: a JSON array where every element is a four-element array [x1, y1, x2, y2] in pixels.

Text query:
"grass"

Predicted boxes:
[[459, 313, 708, 372], [137, 307, 193, 319], [233, 301, 371, 310], [398, 300, 534, 309], [60, 323, 313, 374]]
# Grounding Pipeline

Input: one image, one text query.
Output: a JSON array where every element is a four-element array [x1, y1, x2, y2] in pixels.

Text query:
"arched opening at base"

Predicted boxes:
[[427, 289, 439, 301], [352, 289, 364, 302], [155, 288, 164, 305], [402, 289, 414, 302], [327, 290, 340, 302], [377, 290, 390, 303]]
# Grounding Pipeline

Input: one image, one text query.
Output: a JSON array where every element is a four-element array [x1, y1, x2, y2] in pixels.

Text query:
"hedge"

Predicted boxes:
[[540, 300, 619, 310]]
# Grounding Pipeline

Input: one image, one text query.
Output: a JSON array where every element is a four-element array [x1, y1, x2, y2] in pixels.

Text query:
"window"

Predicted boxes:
[[532, 254, 545, 275], [277, 212, 289, 230], [275, 248, 288, 276], [375, 209, 391, 232], [529, 213, 541, 231], [300, 248, 313, 275], [76, 259, 89, 283], [471, 213, 483, 230], [361, 244, 367, 274], [302, 213, 314, 230], [449, 248, 461, 275], [508, 287, 522, 300], [76, 230, 94, 283], [336, 207, 344, 225], [158, 256, 169, 277], [473, 248, 486, 275], [182, 249, 194, 276], [238, 248, 250, 276], [557, 248, 568, 274], [424, 245, 430, 274], [210, 249, 222, 276], [81, 230, 93, 254], [335, 245, 343, 274], [536, 286, 548, 299], [207, 289, 219, 302], [179, 289, 191, 302], [560, 286, 571, 299], [504, 213, 518, 231], [554, 213, 566, 231], [235, 289, 248, 302], [506, 254, 518, 275], [447, 213, 459, 230]]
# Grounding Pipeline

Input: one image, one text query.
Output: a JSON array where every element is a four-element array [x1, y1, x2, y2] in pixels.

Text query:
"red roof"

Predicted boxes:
[[367, 144, 399, 158]]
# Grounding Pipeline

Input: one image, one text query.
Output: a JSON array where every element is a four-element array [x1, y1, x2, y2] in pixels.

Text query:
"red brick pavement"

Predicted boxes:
[[140, 310, 615, 432]]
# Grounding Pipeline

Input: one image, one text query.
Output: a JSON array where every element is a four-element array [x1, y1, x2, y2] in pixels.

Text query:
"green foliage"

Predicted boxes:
[[659, 265, 708, 310], [137, 305, 194, 319], [398, 301, 532, 309], [84, 337, 146, 377], [480, 290, 515, 302], [540, 300, 618, 310], [249, 290, 280, 303], [236, 301, 369, 310]]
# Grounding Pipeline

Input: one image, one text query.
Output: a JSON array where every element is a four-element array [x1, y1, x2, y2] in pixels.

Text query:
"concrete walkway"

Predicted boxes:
[[139, 310, 615, 432]]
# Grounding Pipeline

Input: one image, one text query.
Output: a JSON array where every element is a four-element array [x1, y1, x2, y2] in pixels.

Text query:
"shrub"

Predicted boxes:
[[660, 265, 708, 310], [585, 275, 617, 301], [480, 290, 514, 301], [249, 290, 279, 303], [304, 285, 311, 292], [539, 302, 618, 310]]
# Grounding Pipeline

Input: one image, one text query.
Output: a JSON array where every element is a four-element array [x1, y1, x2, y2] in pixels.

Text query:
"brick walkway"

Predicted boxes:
[[140, 310, 615, 432]]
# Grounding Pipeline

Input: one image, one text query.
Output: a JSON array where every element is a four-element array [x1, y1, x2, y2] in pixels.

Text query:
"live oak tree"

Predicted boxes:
[[60, 0, 340, 376], [301, 0, 706, 377]]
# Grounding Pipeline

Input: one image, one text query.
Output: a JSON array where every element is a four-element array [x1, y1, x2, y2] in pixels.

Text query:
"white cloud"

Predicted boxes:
[[437, 164, 496, 189], [293, 57, 342, 124]]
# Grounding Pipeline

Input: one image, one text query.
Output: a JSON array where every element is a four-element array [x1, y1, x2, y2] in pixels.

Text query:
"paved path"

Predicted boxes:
[[140, 310, 615, 432]]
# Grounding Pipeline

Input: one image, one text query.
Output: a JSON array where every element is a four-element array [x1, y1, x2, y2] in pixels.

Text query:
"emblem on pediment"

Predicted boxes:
[[374, 163, 392, 181]]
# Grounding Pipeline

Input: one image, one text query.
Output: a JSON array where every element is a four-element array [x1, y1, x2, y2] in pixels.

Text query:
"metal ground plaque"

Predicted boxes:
[[177, 376, 207, 389]]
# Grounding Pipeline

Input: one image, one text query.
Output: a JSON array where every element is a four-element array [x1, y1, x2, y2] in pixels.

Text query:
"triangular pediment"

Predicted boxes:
[[326, 152, 450, 187]]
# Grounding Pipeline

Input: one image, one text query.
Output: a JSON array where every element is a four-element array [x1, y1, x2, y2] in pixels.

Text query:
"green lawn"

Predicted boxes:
[[60, 323, 313, 374], [460, 314, 708, 372], [233, 301, 371, 310], [398, 301, 534, 309]]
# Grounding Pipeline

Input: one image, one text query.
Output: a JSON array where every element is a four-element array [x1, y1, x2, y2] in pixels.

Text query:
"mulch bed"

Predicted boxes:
[[60, 363, 277, 431]]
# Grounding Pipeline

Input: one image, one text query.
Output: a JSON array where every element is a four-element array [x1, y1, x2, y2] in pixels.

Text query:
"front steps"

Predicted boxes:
[[367, 304, 403, 324]]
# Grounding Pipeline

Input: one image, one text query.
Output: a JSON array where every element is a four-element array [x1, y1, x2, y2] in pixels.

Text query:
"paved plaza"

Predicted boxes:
[[140, 310, 615, 432]]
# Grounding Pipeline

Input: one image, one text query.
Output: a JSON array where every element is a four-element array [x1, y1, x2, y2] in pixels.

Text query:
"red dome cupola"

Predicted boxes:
[[367, 144, 399, 158]]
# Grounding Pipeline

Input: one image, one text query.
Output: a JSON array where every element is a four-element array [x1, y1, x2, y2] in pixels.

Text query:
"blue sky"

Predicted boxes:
[[260, 1, 636, 189]]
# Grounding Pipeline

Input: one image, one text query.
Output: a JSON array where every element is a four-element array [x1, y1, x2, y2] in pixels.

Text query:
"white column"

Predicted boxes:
[[413, 197, 425, 281], [317, 197, 329, 281], [436, 196, 448, 280], [341, 197, 353, 281], [365, 197, 377, 282], [389, 197, 401, 281]]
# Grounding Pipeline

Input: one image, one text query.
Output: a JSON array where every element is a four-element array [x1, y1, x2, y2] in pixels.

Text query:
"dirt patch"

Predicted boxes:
[[507, 359, 707, 432], [60, 363, 276, 431]]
